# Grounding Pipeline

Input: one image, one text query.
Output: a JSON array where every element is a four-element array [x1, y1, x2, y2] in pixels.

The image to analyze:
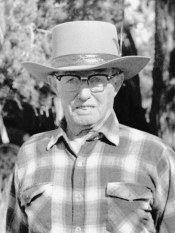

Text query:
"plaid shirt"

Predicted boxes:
[[6, 111, 175, 233]]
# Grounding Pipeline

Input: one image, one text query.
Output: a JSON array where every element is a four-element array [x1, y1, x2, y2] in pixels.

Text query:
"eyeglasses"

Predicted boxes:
[[52, 71, 120, 92]]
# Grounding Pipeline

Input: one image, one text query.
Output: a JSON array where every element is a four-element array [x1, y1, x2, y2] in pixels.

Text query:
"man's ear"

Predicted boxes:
[[114, 73, 124, 95], [47, 75, 60, 96]]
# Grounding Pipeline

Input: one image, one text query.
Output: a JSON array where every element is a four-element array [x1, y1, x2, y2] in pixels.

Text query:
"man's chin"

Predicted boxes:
[[73, 117, 97, 127]]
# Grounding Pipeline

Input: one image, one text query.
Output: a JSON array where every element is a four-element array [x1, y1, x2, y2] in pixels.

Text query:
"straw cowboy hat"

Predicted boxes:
[[22, 21, 150, 83]]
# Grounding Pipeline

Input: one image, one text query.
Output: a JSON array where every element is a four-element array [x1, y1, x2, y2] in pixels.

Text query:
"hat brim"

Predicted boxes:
[[22, 56, 150, 84]]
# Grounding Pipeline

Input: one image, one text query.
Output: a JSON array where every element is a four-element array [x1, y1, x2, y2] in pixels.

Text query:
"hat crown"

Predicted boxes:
[[51, 21, 120, 60], [22, 21, 150, 82]]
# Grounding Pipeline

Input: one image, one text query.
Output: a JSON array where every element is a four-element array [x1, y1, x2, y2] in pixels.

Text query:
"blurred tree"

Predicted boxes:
[[149, 0, 175, 148], [0, 0, 57, 144], [114, 23, 149, 132]]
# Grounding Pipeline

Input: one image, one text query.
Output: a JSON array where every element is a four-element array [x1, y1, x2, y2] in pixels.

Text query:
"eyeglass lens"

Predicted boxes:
[[60, 75, 108, 92]]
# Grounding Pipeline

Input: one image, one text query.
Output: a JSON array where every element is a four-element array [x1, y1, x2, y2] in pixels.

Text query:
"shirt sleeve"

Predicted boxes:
[[6, 166, 28, 233], [157, 147, 175, 232]]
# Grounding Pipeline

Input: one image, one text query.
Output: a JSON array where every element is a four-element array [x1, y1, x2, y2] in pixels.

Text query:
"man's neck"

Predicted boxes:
[[66, 126, 93, 141], [64, 127, 93, 154]]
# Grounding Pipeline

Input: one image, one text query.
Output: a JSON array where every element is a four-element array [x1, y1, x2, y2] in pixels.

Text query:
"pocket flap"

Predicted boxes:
[[20, 183, 52, 206], [107, 182, 152, 201]]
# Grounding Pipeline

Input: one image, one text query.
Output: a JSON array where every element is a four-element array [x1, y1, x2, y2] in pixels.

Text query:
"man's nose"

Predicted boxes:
[[77, 79, 91, 100]]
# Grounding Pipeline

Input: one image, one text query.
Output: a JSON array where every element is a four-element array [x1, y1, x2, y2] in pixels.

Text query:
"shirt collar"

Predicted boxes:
[[46, 126, 65, 151], [97, 111, 119, 146], [47, 110, 119, 150]]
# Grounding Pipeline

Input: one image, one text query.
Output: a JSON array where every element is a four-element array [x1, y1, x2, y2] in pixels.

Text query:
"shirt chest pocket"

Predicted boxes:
[[106, 182, 155, 233], [20, 183, 52, 206], [20, 183, 52, 233]]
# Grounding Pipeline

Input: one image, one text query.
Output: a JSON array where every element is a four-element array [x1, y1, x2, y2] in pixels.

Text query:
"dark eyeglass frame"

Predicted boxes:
[[52, 70, 121, 92], [53, 72, 120, 82]]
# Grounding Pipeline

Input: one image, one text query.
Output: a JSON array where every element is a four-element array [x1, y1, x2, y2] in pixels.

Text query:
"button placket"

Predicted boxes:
[[72, 154, 86, 230], [75, 192, 82, 201], [75, 226, 82, 233], [77, 161, 83, 167]]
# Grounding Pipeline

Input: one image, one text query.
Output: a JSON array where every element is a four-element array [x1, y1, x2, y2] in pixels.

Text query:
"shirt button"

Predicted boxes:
[[77, 161, 83, 167], [75, 227, 81, 233], [75, 192, 82, 200]]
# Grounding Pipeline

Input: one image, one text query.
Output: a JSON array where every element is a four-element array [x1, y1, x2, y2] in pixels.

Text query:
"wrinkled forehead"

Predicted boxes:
[[57, 68, 118, 76]]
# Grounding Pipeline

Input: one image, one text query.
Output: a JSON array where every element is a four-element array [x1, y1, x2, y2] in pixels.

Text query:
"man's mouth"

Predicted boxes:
[[76, 106, 94, 109]]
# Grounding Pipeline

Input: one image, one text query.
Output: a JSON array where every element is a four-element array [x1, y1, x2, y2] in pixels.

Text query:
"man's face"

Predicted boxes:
[[54, 68, 123, 130]]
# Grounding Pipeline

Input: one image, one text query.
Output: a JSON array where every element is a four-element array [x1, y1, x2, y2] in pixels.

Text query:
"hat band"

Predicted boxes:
[[51, 54, 118, 68]]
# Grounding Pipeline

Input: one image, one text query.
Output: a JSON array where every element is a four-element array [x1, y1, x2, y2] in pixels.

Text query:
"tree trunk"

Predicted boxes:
[[149, 0, 175, 143], [149, 0, 165, 135]]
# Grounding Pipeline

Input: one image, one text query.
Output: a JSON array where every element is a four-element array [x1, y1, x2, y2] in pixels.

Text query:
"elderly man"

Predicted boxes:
[[6, 21, 175, 233]]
